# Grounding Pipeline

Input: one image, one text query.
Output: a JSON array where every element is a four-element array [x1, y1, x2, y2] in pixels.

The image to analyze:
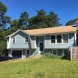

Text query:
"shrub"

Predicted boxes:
[[43, 53, 59, 58], [61, 54, 70, 60]]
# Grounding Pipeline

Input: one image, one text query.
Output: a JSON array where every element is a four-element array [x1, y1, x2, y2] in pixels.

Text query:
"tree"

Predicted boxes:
[[29, 9, 61, 29], [0, 1, 11, 54], [46, 11, 61, 27], [0, 1, 11, 29], [19, 12, 29, 29], [65, 18, 78, 26], [10, 19, 19, 28]]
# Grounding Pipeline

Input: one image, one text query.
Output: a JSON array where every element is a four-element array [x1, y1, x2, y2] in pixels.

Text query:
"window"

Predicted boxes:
[[57, 35, 61, 43], [63, 49, 68, 56], [25, 37, 28, 43], [63, 34, 68, 43], [57, 49, 63, 56], [12, 37, 15, 43], [27, 50, 30, 55], [51, 35, 55, 43], [52, 49, 57, 55]]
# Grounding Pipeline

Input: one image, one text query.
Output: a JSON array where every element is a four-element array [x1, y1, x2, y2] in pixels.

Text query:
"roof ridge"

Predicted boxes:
[[23, 25, 76, 31]]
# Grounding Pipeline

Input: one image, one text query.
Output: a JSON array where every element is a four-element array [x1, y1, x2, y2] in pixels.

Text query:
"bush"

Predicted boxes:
[[43, 53, 59, 58], [61, 54, 70, 60]]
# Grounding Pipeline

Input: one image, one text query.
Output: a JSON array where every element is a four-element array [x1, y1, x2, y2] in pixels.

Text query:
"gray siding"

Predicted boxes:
[[45, 33, 75, 49], [44, 49, 69, 56], [36, 36, 44, 48], [44, 49, 52, 53], [9, 31, 30, 49]]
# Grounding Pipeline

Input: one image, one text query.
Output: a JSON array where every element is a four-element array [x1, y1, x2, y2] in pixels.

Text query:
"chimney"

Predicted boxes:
[[76, 20, 78, 46]]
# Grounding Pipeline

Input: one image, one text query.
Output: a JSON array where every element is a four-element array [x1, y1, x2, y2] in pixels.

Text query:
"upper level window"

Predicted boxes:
[[51, 35, 55, 43], [13, 37, 15, 43], [63, 34, 68, 43], [57, 35, 61, 43], [25, 36, 28, 43]]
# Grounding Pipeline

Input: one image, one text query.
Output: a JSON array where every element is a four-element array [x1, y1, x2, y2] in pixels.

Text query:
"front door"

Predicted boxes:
[[39, 43, 44, 54]]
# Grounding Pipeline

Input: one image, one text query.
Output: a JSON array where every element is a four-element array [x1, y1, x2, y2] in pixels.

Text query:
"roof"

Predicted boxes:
[[23, 25, 76, 35], [6, 25, 77, 37]]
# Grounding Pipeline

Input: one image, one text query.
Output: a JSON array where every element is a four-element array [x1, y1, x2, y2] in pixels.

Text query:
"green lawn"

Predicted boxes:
[[0, 57, 78, 78]]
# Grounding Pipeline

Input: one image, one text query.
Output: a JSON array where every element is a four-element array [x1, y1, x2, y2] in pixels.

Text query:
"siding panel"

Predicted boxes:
[[9, 31, 30, 48], [45, 33, 75, 49]]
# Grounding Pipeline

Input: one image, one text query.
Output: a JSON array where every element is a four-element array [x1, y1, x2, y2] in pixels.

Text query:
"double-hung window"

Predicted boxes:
[[12, 37, 15, 43], [25, 36, 28, 43], [51, 35, 55, 43], [57, 35, 62, 43], [63, 34, 68, 43]]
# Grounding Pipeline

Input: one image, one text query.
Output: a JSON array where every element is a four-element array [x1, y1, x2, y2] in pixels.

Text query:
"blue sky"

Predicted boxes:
[[1, 0, 78, 25]]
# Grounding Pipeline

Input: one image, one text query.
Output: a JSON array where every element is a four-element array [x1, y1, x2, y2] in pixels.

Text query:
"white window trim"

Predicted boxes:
[[50, 34, 56, 44], [12, 37, 16, 44], [56, 34, 62, 43], [51, 35, 55, 43], [50, 33, 70, 44], [25, 36, 29, 43], [62, 34, 69, 44]]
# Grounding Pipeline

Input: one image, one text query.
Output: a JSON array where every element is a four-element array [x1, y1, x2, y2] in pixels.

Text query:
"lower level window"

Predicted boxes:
[[63, 49, 68, 55], [27, 50, 30, 55], [52, 49, 57, 55]]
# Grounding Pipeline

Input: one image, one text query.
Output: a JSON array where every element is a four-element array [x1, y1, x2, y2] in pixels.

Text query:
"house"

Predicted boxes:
[[6, 21, 78, 59]]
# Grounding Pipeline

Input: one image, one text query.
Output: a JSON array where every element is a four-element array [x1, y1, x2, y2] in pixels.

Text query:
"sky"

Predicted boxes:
[[1, 0, 78, 25]]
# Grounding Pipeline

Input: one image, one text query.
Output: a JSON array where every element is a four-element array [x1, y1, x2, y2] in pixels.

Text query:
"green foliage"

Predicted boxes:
[[0, 1, 11, 28], [29, 9, 61, 29], [0, 1, 11, 55], [61, 54, 70, 60], [66, 18, 78, 26], [43, 53, 59, 58], [19, 12, 29, 26]]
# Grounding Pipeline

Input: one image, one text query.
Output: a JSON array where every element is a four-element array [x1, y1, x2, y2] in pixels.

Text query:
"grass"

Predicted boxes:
[[0, 57, 78, 78]]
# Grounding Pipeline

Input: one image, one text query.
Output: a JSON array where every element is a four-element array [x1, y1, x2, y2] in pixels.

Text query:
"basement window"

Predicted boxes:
[[27, 50, 30, 55], [52, 49, 57, 55]]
